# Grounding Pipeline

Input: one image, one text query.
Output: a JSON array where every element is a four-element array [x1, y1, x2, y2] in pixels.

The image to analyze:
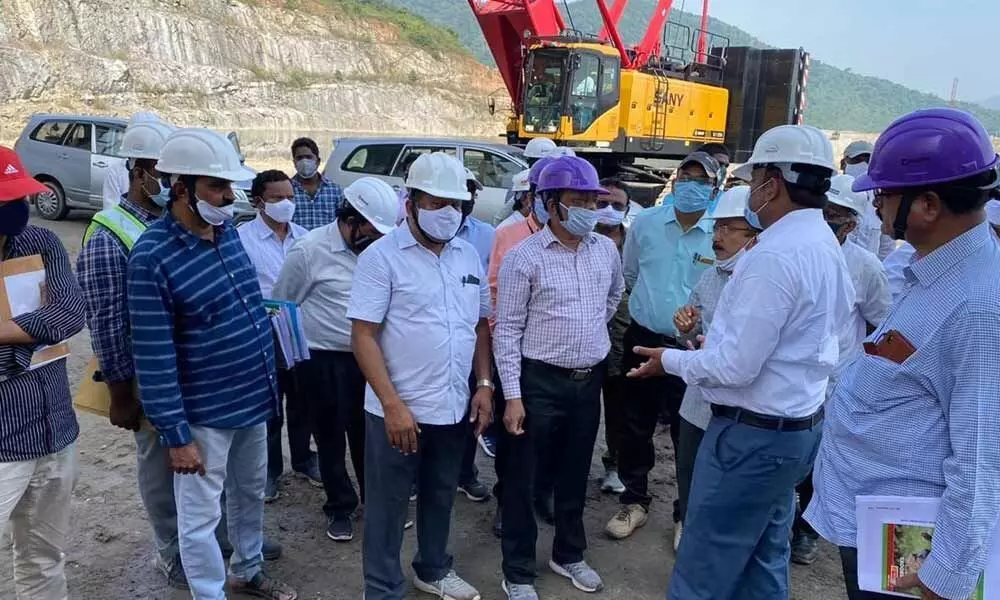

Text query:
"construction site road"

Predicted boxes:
[[0, 212, 850, 599]]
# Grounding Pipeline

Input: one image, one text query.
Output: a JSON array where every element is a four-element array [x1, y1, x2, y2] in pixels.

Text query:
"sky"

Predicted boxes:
[[703, 0, 999, 102]]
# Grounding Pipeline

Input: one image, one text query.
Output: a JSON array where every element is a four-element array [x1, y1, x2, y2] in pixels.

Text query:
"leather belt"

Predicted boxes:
[[523, 358, 597, 381], [710, 404, 824, 431]]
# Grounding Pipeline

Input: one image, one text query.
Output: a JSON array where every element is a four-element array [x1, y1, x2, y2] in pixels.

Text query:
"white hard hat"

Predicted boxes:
[[707, 185, 753, 222], [524, 138, 558, 159], [405, 153, 471, 202], [511, 169, 531, 193], [119, 121, 175, 160], [344, 177, 398, 235], [843, 140, 874, 160], [549, 146, 577, 157], [732, 125, 836, 182], [826, 174, 869, 216], [129, 111, 161, 125], [155, 128, 256, 182]]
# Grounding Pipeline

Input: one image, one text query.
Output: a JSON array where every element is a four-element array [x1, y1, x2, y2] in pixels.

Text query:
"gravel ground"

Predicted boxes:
[[0, 210, 849, 599]]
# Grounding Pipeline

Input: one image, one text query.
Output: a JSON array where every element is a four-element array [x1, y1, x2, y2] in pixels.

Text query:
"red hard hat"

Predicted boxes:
[[0, 147, 47, 203]]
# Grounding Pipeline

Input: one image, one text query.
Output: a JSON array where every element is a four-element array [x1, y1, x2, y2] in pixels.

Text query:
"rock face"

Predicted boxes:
[[0, 0, 506, 154]]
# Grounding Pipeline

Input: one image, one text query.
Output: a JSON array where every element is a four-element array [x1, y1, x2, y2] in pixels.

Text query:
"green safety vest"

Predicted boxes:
[[82, 204, 148, 251]]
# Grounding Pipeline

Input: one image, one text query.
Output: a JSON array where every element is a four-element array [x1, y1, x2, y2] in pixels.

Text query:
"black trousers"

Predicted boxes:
[[839, 547, 899, 600], [794, 467, 818, 539], [674, 416, 705, 524], [266, 367, 315, 479], [501, 359, 603, 584], [601, 373, 627, 470], [296, 350, 366, 519], [459, 374, 481, 487], [618, 321, 687, 518]]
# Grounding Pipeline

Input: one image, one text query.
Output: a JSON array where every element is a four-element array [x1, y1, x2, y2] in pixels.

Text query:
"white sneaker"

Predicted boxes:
[[414, 570, 481, 600], [601, 470, 626, 494]]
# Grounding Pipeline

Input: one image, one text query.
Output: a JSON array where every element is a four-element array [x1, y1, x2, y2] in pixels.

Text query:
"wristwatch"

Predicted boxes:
[[476, 378, 495, 391]]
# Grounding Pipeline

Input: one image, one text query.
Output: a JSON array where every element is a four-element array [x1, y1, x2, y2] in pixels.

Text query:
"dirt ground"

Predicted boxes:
[[0, 212, 850, 600]]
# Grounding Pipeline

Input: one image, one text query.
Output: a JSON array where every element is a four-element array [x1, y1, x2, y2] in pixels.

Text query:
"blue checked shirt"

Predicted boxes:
[[76, 197, 159, 384], [457, 216, 496, 274], [127, 211, 278, 448], [291, 175, 344, 231], [806, 222, 1000, 600], [0, 225, 86, 461]]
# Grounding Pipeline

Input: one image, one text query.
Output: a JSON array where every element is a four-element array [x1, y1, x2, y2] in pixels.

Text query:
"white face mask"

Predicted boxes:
[[715, 239, 753, 273], [196, 196, 235, 226], [596, 205, 626, 226], [416, 205, 463, 242], [844, 162, 868, 178], [263, 199, 296, 223]]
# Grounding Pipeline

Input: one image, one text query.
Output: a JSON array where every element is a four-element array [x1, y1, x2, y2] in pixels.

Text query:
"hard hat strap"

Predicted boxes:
[[892, 191, 917, 241]]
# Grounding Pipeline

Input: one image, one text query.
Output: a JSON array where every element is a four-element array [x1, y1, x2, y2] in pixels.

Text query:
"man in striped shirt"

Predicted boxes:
[[494, 156, 624, 600], [0, 147, 87, 599], [127, 128, 296, 600], [290, 137, 344, 231]]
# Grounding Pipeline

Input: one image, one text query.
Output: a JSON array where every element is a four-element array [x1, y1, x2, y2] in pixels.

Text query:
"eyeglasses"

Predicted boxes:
[[713, 223, 754, 235]]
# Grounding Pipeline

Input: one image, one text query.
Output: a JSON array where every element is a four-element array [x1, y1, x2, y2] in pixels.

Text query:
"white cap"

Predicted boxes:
[[119, 121, 176, 160], [843, 140, 874, 160], [986, 199, 1000, 226], [826, 174, 869, 216], [155, 128, 256, 182], [732, 125, 836, 182], [404, 153, 471, 202], [524, 137, 557, 159], [707, 186, 753, 222], [511, 169, 531, 193], [344, 177, 398, 234]]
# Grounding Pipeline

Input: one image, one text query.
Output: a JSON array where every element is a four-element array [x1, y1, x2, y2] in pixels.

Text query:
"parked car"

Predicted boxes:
[[324, 137, 528, 223], [14, 113, 255, 222]]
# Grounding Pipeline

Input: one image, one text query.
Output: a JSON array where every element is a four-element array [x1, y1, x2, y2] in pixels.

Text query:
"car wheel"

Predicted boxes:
[[34, 180, 69, 221]]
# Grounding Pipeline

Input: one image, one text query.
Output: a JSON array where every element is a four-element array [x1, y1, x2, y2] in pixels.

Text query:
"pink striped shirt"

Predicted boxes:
[[494, 225, 625, 399]]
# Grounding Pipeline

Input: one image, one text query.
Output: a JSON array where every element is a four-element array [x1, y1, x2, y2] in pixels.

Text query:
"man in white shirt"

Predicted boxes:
[[237, 170, 316, 501], [348, 153, 493, 600], [630, 125, 854, 600], [842, 141, 896, 259], [791, 174, 891, 566], [273, 177, 397, 544]]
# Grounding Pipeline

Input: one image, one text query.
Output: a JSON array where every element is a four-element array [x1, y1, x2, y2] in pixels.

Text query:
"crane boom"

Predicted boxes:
[[633, 0, 673, 67], [596, 0, 629, 42]]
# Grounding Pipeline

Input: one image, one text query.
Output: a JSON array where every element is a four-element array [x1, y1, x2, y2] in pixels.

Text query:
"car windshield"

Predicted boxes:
[[524, 50, 566, 133]]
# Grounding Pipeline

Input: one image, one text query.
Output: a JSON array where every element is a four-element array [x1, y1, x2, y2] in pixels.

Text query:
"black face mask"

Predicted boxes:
[[0, 200, 30, 237], [349, 219, 375, 254]]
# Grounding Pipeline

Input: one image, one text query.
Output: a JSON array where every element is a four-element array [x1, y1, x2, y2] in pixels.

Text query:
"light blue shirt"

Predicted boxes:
[[457, 216, 496, 274], [622, 204, 714, 336], [806, 223, 1000, 600], [346, 220, 490, 425]]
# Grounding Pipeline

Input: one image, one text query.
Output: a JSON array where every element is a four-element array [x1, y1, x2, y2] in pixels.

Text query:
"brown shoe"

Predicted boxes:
[[229, 572, 297, 600], [605, 503, 648, 539]]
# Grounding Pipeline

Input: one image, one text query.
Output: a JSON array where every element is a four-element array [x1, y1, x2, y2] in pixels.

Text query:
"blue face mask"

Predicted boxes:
[[533, 196, 549, 224], [151, 187, 170, 208], [559, 203, 599, 237], [744, 179, 774, 230], [673, 181, 714, 214]]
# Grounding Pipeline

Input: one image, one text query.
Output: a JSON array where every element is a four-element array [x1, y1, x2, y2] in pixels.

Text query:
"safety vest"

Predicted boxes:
[[82, 204, 148, 251]]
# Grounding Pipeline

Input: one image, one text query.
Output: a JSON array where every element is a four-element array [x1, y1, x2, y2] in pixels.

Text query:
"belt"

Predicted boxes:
[[523, 358, 597, 381], [710, 404, 824, 431], [629, 321, 681, 348]]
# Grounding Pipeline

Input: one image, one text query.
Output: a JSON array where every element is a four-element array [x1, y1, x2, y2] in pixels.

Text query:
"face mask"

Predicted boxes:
[[559, 203, 599, 237], [416, 205, 463, 242], [151, 186, 171, 208], [533, 196, 549, 224], [828, 221, 845, 237], [139, 170, 170, 208], [715, 246, 747, 273], [263, 199, 296, 223], [196, 196, 235, 226], [844, 162, 868, 178], [295, 158, 318, 179], [0, 200, 30, 236], [349, 219, 376, 254], [744, 179, 774, 230], [596, 205, 625, 226], [673, 181, 714, 213]]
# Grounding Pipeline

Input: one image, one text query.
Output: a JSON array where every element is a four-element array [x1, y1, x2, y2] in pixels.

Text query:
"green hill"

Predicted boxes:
[[380, 0, 1000, 134]]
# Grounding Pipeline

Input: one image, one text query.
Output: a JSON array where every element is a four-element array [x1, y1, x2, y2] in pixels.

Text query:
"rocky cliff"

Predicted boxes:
[[0, 0, 506, 157]]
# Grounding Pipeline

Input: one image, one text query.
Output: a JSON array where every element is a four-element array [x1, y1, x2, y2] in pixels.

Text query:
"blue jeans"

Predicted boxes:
[[175, 424, 267, 600], [667, 414, 821, 600], [362, 413, 466, 600]]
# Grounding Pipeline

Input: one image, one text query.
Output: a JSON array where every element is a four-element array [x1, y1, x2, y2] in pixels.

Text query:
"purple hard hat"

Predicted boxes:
[[528, 155, 557, 186], [853, 107, 1000, 192], [536, 156, 606, 194]]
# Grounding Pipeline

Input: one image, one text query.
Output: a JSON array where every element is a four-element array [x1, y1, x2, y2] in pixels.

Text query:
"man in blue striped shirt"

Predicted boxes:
[[0, 147, 87, 600], [128, 128, 296, 600], [807, 108, 1000, 600]]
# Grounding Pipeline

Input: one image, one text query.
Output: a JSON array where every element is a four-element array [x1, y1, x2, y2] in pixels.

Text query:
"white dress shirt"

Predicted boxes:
[[882, 241, 916, 303], [272, 222, 356, 352], [834, 240, 891, 383], [102, 162, 129, 211], [347, 220, 491, 425], [661, 209, 855, 418], [237, 214, 307, 299]]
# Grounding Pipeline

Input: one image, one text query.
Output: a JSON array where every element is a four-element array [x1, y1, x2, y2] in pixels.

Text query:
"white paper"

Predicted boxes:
[[5, 270, 45, 317]]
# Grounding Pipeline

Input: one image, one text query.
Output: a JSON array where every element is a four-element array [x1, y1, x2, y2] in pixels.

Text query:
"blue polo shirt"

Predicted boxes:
[[622, 204, 714, 336]]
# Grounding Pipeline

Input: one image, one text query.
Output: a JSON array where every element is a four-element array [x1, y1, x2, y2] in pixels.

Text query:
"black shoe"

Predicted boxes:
[[156, 555, 189, 591], [293, 456, 323, 487], [457, 479, 491, 502], [534, 495, 555, 525], [492, 504, 503, 538], [220, 537, 282, 561], [326, 516, 354, 542], [790, 533, 818, 565]]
